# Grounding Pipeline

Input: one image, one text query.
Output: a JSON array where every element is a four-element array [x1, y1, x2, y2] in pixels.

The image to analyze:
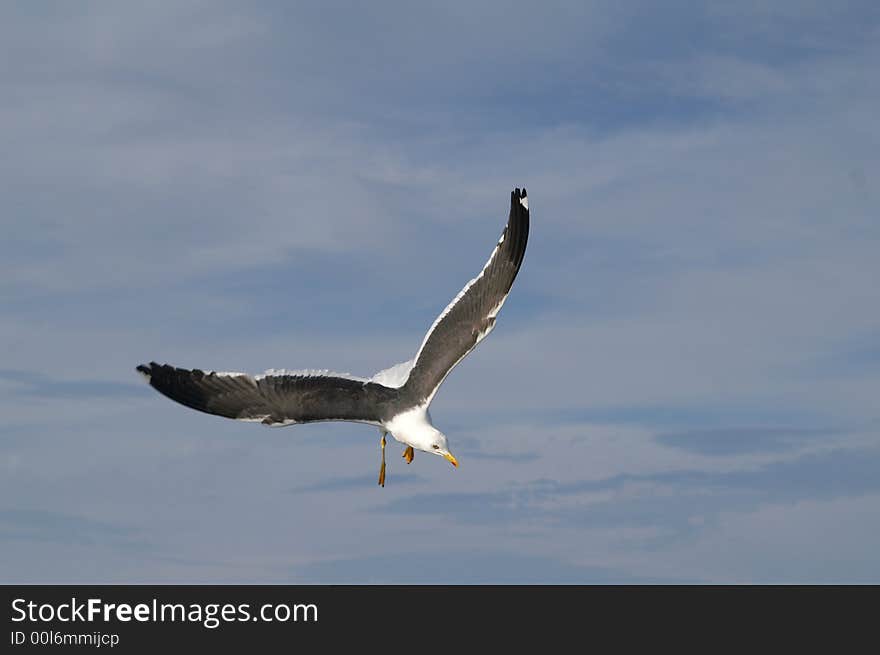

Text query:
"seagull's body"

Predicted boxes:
[[137, 188, 530, 485]]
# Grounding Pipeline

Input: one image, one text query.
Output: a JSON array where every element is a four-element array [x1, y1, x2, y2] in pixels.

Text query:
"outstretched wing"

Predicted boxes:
[[400, 187, 529, 405], [136, 362, 400, 426]]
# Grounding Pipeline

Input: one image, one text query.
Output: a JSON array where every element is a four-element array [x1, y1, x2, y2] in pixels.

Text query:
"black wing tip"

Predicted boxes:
[[511, 187, 529, 212], [137, 361, 216, 383], [506, 187, 530, 269], [136, 362, 155, 382], [137, 361, 174, 382]]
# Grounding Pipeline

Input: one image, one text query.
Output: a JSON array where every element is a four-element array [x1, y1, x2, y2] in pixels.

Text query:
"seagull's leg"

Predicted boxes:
[[378, 431, 387, 487], [403, 445, 414, 464]]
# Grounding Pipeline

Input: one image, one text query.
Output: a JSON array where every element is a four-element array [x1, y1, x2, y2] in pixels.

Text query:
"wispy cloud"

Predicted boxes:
[[376, 446, 880, 555], [0, 508, 139, 548], [0, 369, 144, 399], [290, 550, 677, 584], [290, 472, 427, 494], [653, 427, 835, 456]]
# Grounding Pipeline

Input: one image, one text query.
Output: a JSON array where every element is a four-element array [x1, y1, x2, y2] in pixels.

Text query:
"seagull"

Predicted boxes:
[[137, 187, 529, 486]]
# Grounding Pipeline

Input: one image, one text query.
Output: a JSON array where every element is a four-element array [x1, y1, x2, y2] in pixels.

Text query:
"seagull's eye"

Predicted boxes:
[[432, 444, 440, 450]]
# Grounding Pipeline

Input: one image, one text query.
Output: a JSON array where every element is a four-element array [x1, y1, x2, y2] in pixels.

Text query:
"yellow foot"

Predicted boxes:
[[403, 445, 414, 464], [378, 433, 387, 487]]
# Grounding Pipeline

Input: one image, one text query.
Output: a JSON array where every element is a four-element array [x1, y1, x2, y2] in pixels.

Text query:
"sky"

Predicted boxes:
[[1, 1, 879, 583]]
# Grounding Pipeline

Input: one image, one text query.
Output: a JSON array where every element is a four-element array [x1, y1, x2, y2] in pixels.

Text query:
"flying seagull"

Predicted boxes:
[[137, 187, 529, 486]]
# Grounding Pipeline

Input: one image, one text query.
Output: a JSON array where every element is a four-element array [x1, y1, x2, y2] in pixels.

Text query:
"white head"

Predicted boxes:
[[410, 426, 458, 467], [386, 407, 459, 467]]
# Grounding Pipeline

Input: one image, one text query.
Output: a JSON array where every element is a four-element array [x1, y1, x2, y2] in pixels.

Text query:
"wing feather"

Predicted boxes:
[[401, 187, 529, 405], [136, 362, 399, 426]]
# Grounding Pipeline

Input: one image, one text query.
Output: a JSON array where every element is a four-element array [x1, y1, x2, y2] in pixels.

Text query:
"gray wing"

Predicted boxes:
[[136, 362, 400, 426], [400, 187, 529, 405]]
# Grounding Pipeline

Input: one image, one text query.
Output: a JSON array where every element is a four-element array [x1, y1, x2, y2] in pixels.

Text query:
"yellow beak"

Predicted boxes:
[[443, 452, 459, 468]]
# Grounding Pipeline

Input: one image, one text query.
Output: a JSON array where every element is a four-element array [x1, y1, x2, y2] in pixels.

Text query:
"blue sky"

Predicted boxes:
[[1, 1, 879, 582]]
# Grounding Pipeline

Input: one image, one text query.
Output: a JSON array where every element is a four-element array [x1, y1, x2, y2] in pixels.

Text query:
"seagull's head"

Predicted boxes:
[[428, 431, 459, 467], [412, 427, 458, 467]]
